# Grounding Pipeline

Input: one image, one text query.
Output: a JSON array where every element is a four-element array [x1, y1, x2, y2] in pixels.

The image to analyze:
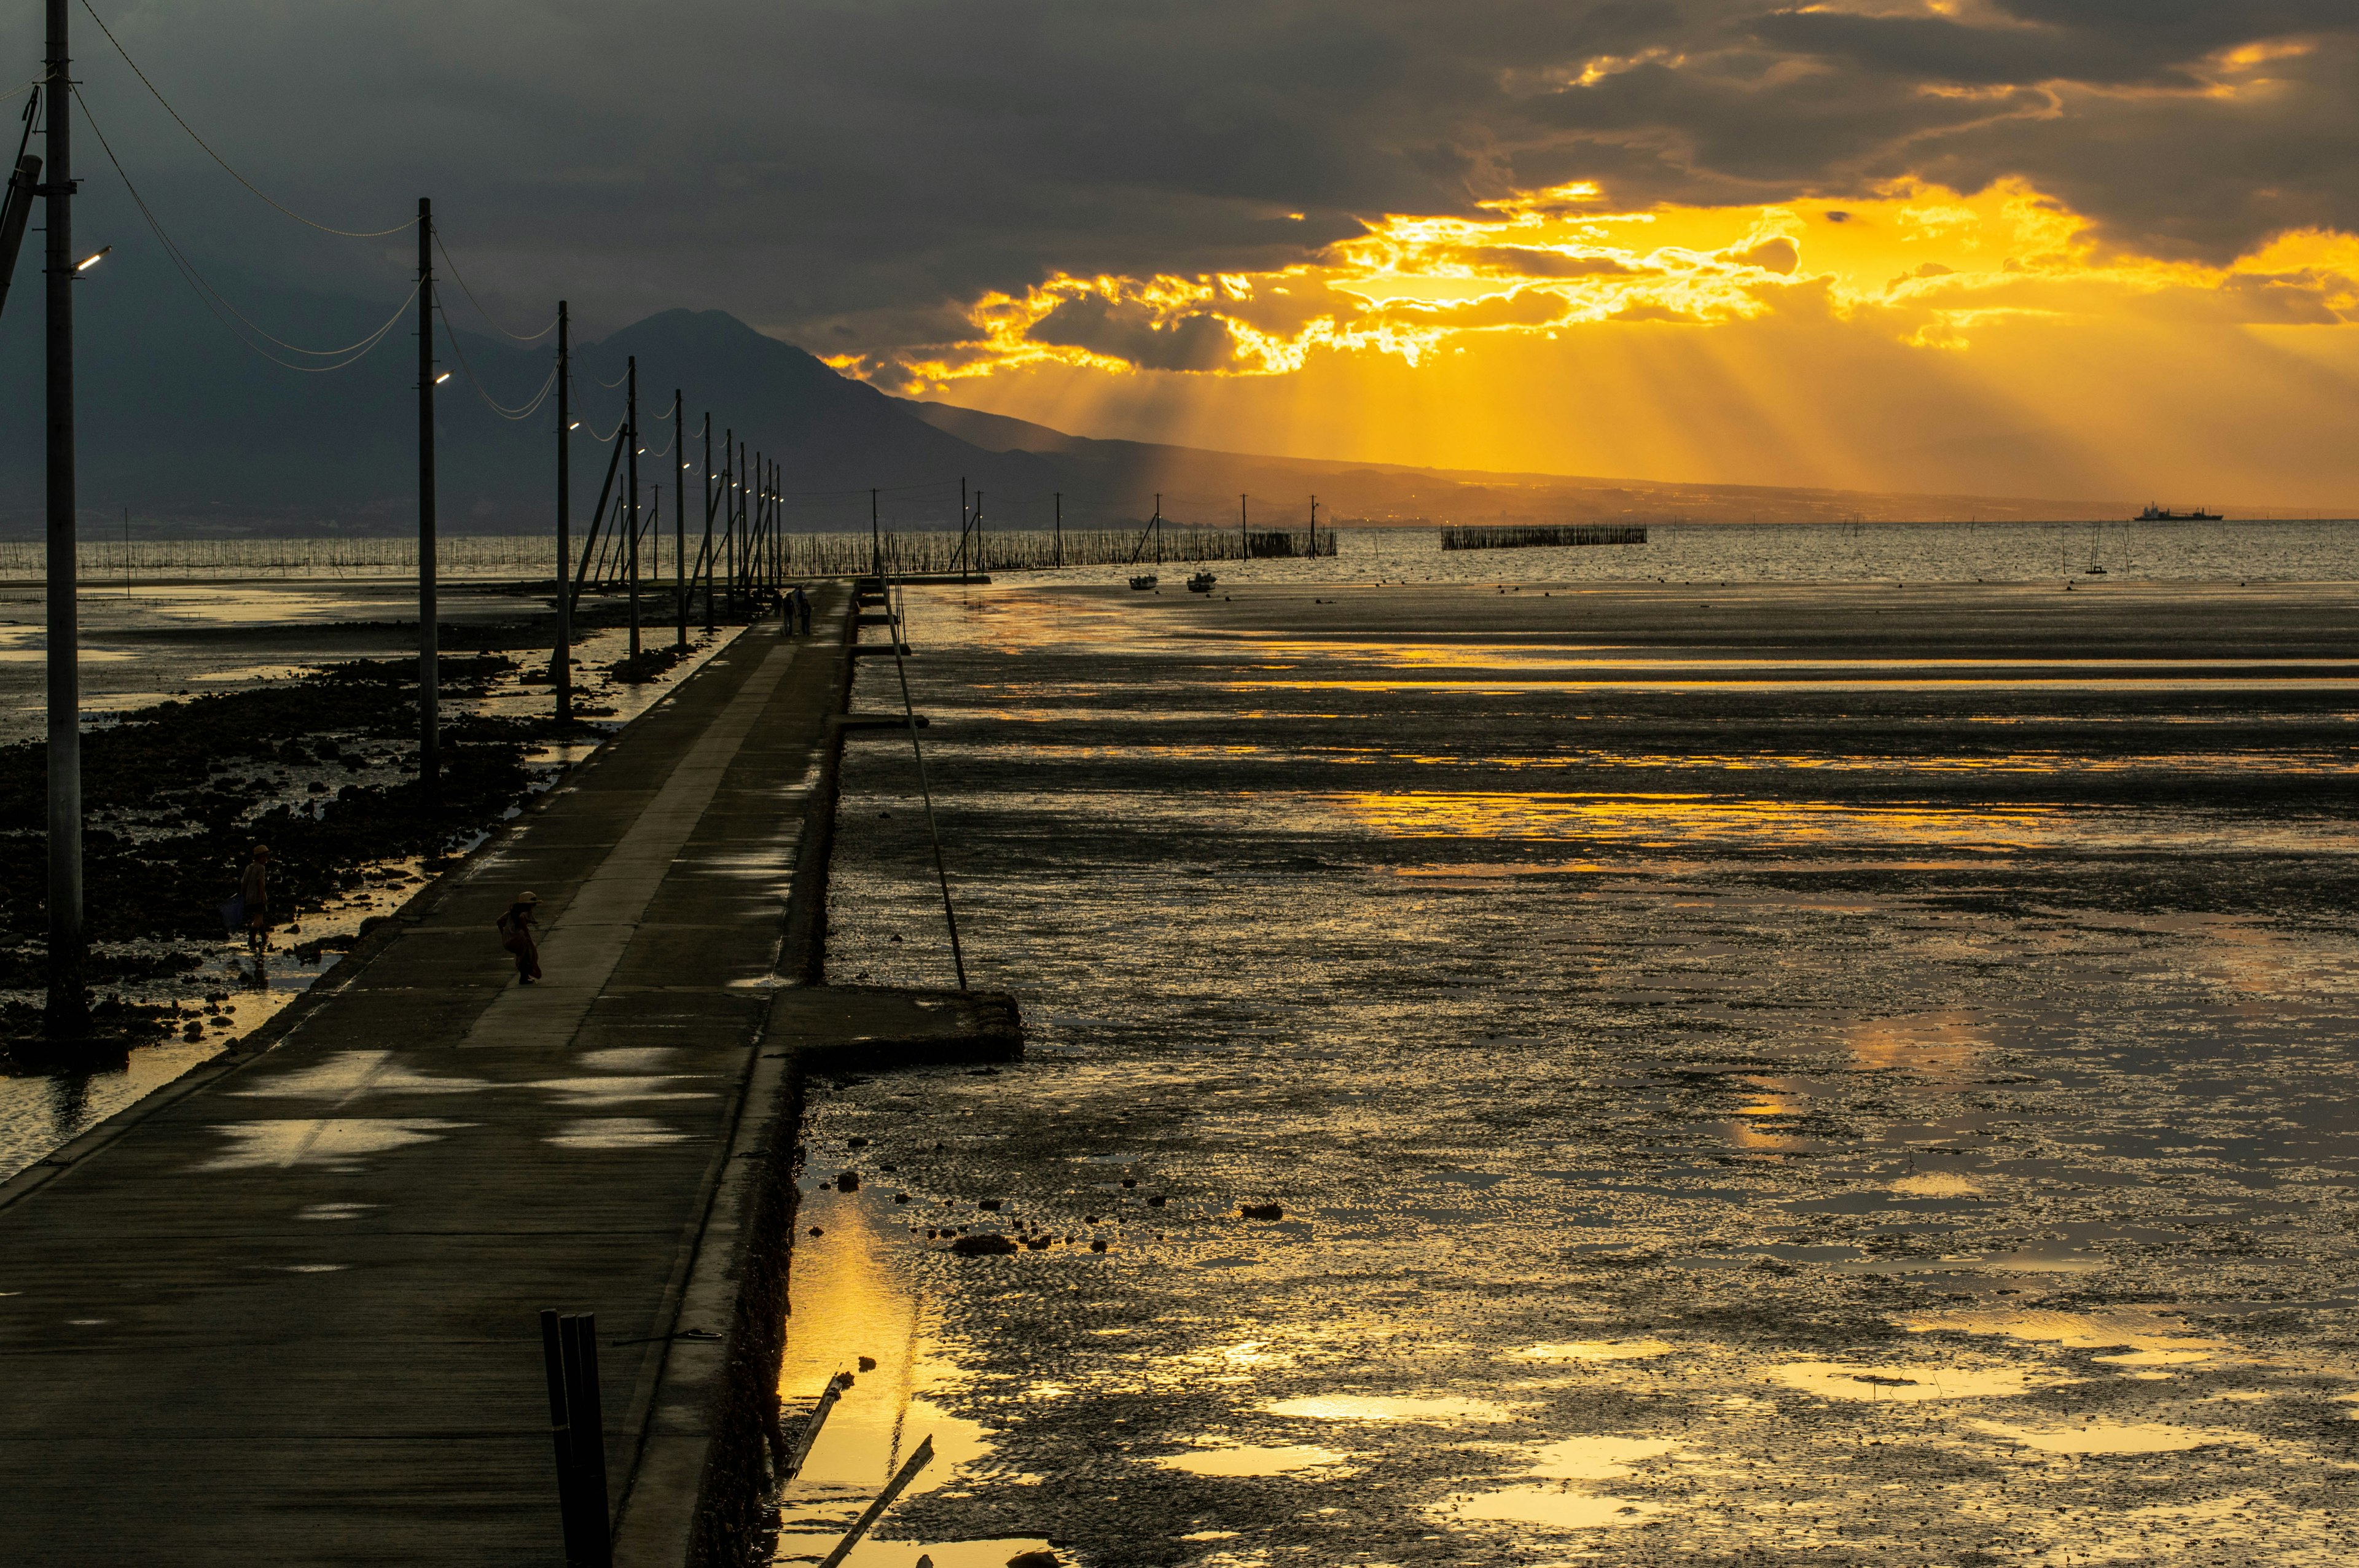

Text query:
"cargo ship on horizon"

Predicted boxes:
[[2135, 504, 2224, 521]]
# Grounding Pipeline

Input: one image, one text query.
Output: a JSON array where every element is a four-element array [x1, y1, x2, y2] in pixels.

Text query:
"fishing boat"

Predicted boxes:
[[1187, 571, 1217, 593], [1129, 574, 1158, 591], [2135, 504, 2223, 521]]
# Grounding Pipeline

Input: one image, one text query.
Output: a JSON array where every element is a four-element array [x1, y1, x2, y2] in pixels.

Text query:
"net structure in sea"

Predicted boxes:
[[790, 525, 1339, 575], [1439, 525, 1649, 551]]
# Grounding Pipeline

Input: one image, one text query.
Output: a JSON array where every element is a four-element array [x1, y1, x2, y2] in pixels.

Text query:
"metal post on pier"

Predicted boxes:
[[1240, 493, 1247, 561], [1308, 494, 1318, 560], [870, 488, 881, 580], [973, 490, 984, 576], [1053, 491, 1062, 568], [555, 300, 572, 726], [721, 428, 735, 619]]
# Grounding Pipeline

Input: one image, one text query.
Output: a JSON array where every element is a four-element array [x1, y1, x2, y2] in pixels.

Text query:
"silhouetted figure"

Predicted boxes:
[[240, 844, 273, 954], [497, 892, 542, 984]]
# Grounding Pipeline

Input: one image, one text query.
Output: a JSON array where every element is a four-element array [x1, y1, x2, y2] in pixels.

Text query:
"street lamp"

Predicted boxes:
[[73, 244, 108, 271]]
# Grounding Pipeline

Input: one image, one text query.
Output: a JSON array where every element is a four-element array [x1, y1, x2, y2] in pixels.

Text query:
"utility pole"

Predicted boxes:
[[974, 490, 985, 575], [700, 415, 715, 633], [625, 356, 638, 658], [737, 440, 748, 612], [1054, 492, 1062, 568], [417, 197, 438, 802], [721, 427, 735, 618], [673, 390, 686, 647], [42, 0, 83, 1035], [554, 300, 571, 725]]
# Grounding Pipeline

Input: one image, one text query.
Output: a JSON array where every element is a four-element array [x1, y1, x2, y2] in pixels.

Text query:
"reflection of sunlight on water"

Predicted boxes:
[[773, 1189, 1004, 1566], [1156, 1443, 1348, 1476], [1769, 1360, 2054, 1402], [1969, 1418, 2210, 1454], [1268, 1394, 1517, 1423]]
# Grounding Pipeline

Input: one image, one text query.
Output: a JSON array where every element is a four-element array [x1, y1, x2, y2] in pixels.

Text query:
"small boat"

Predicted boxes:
[[1186, 571, 1217, 593], [1129, 574, 1158, 591]]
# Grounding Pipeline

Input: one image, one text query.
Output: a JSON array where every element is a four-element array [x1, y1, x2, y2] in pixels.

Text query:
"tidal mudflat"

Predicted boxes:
[[800, 579, 2359, 1566]]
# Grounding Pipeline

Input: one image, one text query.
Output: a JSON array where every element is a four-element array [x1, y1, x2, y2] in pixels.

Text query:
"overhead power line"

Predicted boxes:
[[437, 303, 558, 420], [432, 229, 558, 343], [75, 85, 417, 372], [78, 0, 413, 238]]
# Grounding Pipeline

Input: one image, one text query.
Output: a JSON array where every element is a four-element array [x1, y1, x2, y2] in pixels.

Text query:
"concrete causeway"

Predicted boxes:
[[0, 591, 866, 1565]]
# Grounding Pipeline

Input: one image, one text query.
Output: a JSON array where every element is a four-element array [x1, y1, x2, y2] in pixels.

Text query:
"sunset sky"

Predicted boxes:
[[14, 1, 2359, 505]]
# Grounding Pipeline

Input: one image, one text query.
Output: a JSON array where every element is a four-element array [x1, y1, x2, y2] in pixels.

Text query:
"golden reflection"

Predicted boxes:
[[1846, 1010, 1989, 1074], [775, 1188, 990, 1496]]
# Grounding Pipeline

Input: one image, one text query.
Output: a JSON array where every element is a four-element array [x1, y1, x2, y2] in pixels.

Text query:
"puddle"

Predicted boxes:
[[1266, 1395, 1517, 1423], [771, 1189, 1006, 1566], [1902, 1305, 2231, 1362], [1510, 1339, 1676, 1362], [1528, 1436, 1678, 1479], [1767, 1360, 2049, 1402], [1156, 1443, 1348, 1476], [1436, 1486, 1662, 1529], [1970, 1419, 2215, 1454], [197, 1118, 470, 1171]]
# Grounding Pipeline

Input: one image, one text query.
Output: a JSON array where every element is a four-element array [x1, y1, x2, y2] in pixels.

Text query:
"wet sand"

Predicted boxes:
[[793, 579, 2359, 1566]]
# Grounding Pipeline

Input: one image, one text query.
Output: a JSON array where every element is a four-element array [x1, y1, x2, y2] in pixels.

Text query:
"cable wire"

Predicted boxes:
[[437, 305, 557, 420], [78, 0, 414, 238], [431, 228, 557, 343], [76, 85, 417, 372]]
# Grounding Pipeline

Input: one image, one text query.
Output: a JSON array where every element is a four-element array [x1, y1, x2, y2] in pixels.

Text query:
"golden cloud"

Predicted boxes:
[[836, 179, 2357, 392]]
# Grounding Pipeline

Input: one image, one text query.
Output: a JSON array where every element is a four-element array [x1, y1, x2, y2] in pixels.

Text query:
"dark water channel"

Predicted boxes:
[[798, 578, 2359, 1567]]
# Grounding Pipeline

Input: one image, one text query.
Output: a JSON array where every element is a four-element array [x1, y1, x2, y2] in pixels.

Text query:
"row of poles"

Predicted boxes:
[[26, 0, 799, 1037]]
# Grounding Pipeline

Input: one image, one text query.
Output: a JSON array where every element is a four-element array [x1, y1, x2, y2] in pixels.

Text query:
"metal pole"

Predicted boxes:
[[737, 440, 748, 611], [882, 559, 967, 991], [1309, 494, 1318, 558], [870, 488, 880, 579], [625, 357, 639, 658], [700, 415, 714, 633], [42, 0, 83, 1035], [555, 301, 571, 725], [721, 428, 735, 618], [1053, 491, 1062, 568], [417, 197, 438, 802], [673, 391, 686, 647], [1240, 493, 1246, 560]]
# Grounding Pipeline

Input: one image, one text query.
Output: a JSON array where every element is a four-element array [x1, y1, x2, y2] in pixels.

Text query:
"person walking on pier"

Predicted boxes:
[[497, 892, 543, 985], [794, 583, 812, 636], [240, 844, 273, 954]]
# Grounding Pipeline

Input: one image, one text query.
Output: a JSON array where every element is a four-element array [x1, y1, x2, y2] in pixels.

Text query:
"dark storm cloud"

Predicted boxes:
[[1025, 294, 1240, 371], [6, 0, 2354, 359]]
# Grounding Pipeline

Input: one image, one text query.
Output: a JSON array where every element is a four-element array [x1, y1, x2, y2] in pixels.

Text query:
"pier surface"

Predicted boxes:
[[1, 605, 841, 1565]]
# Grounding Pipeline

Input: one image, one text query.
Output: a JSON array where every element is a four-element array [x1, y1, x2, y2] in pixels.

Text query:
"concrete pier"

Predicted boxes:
[[0, 591, 1014, 1566]]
